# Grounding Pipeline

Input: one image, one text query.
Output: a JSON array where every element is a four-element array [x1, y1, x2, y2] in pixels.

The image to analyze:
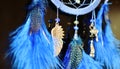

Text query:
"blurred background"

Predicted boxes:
[[0, 0, 120, 69]]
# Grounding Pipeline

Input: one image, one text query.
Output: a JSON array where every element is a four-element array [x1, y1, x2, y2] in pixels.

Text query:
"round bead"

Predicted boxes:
[[74, 26, 79, 30], [74, 20, 79, 25], [55, 18, 60, 23], [90, 19, 95, 23]]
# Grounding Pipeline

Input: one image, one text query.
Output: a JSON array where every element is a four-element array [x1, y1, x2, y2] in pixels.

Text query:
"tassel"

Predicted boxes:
[[89, 40, 95, 57], [6, 0, 62, 69], [102, 1, 120, 69], [63, 20, 102, 69]]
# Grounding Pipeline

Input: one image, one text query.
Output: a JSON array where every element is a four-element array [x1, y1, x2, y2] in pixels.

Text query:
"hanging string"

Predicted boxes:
[[57, 8, 59, 18], [55, 8, 60, 23], [92, 10, 96, 26], [76, 15, 78, 21]]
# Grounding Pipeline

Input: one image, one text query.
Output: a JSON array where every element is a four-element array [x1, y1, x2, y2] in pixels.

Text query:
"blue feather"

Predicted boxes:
[[94, 2, 120, 69], [63, 44, 71, 69], [77, 51, 102, 69], [6, 1, 62, 69], [103, 2, 120, 69], [94, 3, 111, 69], [64, 37, 102, 69]]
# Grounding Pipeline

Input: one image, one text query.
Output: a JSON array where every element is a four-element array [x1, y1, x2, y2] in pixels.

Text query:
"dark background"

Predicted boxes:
[[0, 0, 120, 69]]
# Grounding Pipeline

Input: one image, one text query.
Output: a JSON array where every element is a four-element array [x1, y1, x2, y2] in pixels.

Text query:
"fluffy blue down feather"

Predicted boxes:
[[6, 0, 62, 69], [102, 2, 120, 69], [94, 1, 120, 69]]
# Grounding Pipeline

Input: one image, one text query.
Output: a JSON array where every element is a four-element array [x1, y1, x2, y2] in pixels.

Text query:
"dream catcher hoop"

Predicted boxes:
[[51, 0, 101, 15]]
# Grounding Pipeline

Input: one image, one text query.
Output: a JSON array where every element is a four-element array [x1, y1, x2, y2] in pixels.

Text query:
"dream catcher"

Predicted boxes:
[[6, 0, 63, 69], [51, 0, 103, 69]]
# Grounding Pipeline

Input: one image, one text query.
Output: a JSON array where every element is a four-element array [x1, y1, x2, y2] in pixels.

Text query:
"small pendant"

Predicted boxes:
[[51, 23, 64, 56]]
